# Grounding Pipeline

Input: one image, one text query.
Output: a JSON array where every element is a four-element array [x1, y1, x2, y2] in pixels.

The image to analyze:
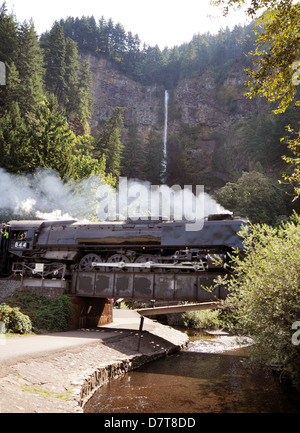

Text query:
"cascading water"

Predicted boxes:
[[163, 90, 169, 175]]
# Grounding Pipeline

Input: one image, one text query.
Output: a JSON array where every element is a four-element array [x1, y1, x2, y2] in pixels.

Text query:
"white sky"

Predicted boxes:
[[3, 0, 250, 49]]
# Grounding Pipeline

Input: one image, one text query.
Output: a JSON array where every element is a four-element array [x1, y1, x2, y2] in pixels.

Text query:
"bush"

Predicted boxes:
[[0, 304, 32, 334], [5, 289, 72, 332], [181, 309, 221, 330], [219, 214, 300, 385], [32, 295, 72, 332]]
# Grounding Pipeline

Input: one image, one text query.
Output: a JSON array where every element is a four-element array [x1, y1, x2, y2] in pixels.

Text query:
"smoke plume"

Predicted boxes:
[[0, 168, 230, 222]]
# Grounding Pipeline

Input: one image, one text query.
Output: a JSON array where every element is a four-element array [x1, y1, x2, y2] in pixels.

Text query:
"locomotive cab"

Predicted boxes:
[[7, 221, 40, 257]]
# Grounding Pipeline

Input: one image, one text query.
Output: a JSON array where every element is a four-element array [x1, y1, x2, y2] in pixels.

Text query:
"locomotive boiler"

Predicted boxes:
[[0, 214, 247, 279]]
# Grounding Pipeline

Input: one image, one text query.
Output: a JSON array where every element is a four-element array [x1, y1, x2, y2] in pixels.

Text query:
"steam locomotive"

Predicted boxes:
[[0, 214, 247, 278]]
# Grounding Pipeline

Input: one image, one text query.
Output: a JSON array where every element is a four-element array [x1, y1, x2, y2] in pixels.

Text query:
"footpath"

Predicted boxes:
[[0, 309, 189, 413]]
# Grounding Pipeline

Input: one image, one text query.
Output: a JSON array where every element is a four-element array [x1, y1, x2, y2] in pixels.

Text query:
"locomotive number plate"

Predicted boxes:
[[14, 241, 27, 249]]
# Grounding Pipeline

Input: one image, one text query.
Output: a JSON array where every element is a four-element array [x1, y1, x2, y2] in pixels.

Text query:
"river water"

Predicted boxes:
[[84, 331, 300, 413]]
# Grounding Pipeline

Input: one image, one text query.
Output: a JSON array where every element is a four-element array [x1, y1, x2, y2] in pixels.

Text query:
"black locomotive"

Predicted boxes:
[[0, 214, 247, 278]]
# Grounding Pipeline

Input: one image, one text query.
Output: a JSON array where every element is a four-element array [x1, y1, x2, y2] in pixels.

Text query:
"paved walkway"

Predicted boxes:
[[0, 309, 159, 366], [0, 309, 189, 413]]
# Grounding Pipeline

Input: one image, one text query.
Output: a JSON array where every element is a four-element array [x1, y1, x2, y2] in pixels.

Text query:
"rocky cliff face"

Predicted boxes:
[[86, 54, 261, 190], [86, 54, 162, 139]]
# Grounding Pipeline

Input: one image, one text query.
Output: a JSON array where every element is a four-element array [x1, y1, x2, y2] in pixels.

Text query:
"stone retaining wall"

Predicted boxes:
[[80, 348, 179, 409], [0, 278, 66, 301], [0, 278, 22, 301]]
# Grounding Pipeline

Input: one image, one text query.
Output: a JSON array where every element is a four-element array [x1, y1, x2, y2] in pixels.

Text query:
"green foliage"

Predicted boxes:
[[181, 309, 221, 330], [213, 170, 289, 225], [57, 14, 254, 87], [0, 5, 108, 185], [33, 295, 72, 332], [213, 0, 300, 197], [41, 23, 93, 133], [143, 130, 165, 184], [6, 289, 72, 332], [95, 107, 125, 179], [121, 124, 146, 179], [0, 3, 17, 64], [0, 303, 32, 334], [72, 134, 109, 181], [0, 97, 76, 178], [219, 215, 300, 385], [15, 21, 45, 113]]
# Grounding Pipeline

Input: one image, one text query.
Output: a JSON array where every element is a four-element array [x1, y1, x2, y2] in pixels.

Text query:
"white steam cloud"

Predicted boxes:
[[0, 168, 230, 223]]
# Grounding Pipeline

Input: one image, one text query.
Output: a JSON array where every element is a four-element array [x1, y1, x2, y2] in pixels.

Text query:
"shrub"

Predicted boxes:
[[5, 289, 72, 332], [181, 309, 221, 330], [0, 304, 32, 334], [32, 294, 72, 332], [219, 214, 300, 385]]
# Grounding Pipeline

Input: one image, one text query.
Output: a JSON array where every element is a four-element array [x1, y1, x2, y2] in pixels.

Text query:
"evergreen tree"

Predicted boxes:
[[143, 130, 164, 184], [43, 23, 66, 104], [165, 46, 181, 87], [72, 134, 111, 182], [110, 22, 126, 62], [26, 95, 77, 179], [179, 42, 196, 79], [42, 24, 93, 134], [0, 96, 77, 178], [95, 107, 125, 178], [121, 124, 145, 179], [0, 2, 18, 63], [2, 61, 20, 110], [141, 45, 166, 84], [125, 31, 142, 78], [74, 59, 93, 134], [15, 20, 45, 114], [64, 37, 79, 117], [0, 101, 31, 173], [0, 2, 18, 111]]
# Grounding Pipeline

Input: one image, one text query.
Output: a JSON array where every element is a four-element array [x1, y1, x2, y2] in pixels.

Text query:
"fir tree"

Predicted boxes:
[[0, 2, 18, 111], [121, 124, 145, 179], [143, 130, 164, 184], [0, 102, 30, 173], [0, 2, 18, 63], [74, 59, 93, 134], [15, 20, 45, 114], [64, 37, 79, 117], [26, 95, 76, 179], [95, 107, 125, 179], [43, 23, 66, 104]]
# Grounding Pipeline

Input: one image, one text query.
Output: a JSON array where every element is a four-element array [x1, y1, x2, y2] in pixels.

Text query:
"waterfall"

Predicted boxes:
[[163, 90, 169, 173]]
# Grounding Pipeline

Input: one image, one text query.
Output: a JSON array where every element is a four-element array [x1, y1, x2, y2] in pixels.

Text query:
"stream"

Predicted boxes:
[[84, 330, 300, 413]]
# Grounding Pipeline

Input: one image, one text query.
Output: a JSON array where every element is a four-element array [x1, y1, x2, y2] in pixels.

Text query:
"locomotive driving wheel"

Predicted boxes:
[[79, 253, 102, 271], [106, 254, 130, 271], [134, 254, 158, 272]]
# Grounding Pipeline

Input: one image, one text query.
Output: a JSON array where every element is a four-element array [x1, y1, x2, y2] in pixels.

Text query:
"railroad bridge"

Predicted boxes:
[[1, 264, 225, 328], [0, 214, 246, 328]]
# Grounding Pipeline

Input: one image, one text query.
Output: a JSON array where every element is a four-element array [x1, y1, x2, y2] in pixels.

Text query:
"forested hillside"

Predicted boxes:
[[55, 15, 254, 86], [1, 2, 299, 224]]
